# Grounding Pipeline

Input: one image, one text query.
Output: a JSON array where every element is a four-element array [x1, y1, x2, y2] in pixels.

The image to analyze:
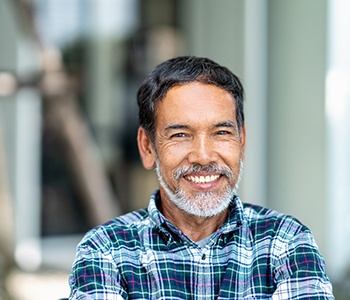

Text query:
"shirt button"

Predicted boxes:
[[201, 253, 206, 260]]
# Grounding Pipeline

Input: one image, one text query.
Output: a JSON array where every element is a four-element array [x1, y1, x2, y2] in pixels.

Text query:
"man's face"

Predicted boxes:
[[141, 82, 246, 218]]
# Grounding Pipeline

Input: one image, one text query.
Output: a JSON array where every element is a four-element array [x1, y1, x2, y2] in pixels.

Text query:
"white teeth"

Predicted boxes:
[[187, 174, 220, 184]]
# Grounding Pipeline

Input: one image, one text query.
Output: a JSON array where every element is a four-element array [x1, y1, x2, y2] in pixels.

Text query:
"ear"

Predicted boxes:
[[240, 124, 247, 160], [137, 127, 157, 170]]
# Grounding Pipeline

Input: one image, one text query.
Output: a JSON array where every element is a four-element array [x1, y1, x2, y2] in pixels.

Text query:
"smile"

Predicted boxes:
[[185, 174, 220, 184]]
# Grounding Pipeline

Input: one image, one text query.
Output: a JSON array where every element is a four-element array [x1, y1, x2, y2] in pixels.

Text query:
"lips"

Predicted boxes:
[[185, 174, 220, 184]]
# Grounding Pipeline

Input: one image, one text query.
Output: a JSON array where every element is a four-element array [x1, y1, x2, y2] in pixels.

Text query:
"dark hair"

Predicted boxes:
[[137, 56, 244, 140]]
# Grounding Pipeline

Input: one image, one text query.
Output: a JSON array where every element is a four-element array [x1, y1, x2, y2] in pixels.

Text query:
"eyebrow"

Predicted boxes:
[[164, 124, 190, 131], [164, 121, 236, 131], [214, 121, 237, 128]]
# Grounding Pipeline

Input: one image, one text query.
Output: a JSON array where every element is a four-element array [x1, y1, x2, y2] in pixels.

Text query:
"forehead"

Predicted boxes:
[[155, 82, 236, 125]]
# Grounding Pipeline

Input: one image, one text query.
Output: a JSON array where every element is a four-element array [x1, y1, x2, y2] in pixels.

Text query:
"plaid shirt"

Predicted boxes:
[[69, 190, 334, 299]]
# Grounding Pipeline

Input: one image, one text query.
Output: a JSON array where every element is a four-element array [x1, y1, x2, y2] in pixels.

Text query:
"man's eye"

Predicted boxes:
[[216, 130, 231, 135], [171, 133, 187, 138]]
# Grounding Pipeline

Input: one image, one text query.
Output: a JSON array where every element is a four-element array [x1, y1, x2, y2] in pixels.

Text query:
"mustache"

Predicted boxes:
[[173, 163, 234, 180]]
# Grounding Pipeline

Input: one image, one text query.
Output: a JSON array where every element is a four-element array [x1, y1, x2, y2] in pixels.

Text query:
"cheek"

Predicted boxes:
[[157, 141, 191, 162], [157, 149, 190, 183], [219, 145, 243, 164], [159, 151, 186, 175]]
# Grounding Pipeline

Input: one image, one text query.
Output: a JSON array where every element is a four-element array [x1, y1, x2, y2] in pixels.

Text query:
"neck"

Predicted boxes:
[[159, 195, 228, 242]]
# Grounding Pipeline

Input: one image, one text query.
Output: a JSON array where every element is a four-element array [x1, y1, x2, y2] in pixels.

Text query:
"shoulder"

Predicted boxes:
[[241, 203, 325, 268], [242, 203, 310, 243], [77, 208, 150, 252]]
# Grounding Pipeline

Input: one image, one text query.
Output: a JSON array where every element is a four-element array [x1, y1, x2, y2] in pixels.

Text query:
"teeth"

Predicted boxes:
[[187, 174, 220, 184]]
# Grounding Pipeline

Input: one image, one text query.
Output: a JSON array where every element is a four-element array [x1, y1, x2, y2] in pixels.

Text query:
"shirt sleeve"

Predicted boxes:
[[272, 230, 334, 299], [68, 243, 128, 300]]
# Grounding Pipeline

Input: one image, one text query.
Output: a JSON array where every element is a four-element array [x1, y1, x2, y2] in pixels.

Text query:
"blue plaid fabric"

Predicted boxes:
[[69, 189, 334, 299]]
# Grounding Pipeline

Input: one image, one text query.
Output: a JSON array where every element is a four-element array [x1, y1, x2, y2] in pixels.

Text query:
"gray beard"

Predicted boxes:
[[155, 159, 243, 218]]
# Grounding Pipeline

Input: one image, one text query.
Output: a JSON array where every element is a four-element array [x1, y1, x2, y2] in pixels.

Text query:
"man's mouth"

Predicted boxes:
[[185, 174, 220, 184]]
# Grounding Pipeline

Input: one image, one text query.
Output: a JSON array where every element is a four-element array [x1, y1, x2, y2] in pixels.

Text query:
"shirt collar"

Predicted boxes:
[[147, 189, 245, 235], [148, 189, 167, 227], [219, 194, 245, 234]]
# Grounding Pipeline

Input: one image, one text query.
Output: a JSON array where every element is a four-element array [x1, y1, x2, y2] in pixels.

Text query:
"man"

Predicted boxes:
[[69, 56, 334, 299]]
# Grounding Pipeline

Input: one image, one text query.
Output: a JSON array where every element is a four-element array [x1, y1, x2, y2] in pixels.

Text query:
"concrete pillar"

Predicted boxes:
[[0, 0, 43, 271], [267, 0, 328, 259]]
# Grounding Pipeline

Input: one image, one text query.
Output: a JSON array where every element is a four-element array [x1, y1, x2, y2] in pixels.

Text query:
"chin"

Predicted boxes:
[[169, 189, 234, 218]]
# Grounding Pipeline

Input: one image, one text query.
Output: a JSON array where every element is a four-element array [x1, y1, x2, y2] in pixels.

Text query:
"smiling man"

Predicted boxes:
[[142, 82, 245, 240], [69, 56, 334, 299]]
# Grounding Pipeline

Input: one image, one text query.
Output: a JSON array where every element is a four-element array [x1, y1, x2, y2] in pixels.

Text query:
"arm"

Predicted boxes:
[[69, 244, 127, 300], [272, 231, 334, 299]]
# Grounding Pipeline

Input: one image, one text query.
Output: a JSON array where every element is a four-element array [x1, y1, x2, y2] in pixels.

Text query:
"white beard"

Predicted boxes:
[[155, 159, 243, 218]]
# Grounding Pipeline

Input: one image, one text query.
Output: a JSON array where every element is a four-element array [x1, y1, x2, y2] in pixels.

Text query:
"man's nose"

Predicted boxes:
[[188, 135, 218, 165]]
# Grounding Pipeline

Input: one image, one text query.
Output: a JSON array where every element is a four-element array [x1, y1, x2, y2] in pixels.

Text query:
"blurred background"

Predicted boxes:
[[0, 0, 349, 299]]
